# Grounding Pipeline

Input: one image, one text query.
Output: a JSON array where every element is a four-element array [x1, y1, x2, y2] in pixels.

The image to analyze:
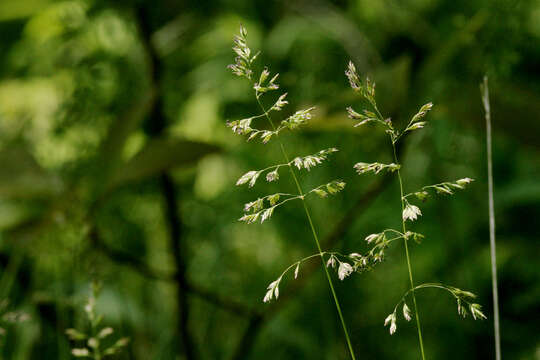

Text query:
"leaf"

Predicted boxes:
[[0, 145, 62, 199], [0, 0, 52, 22], [0, 199, 47, 232], [95, 89, 156, 194], [109, 137, 220, 189]]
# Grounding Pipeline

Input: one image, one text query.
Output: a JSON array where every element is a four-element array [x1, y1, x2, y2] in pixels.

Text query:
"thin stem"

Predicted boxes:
[[251, 148, 335, 175], [371, 101, 385, 121], [402, 180, 468, 199], [262, 192, 296, 199], [277, 251, 348, 280], [94, 347, 102, 360], [481, 76, 501, 360], [90, 312, 101, 360], [257, 163, 289, 173], [256, 97, 356, 360], [383, 229, 405, 237], [393, 283, 467, 312], [369, 235, 406, 254], [392, 143, 426, 360], [306, 183, 334, 195], [251, 112, 271, 120], [272, 195, 304, 208]]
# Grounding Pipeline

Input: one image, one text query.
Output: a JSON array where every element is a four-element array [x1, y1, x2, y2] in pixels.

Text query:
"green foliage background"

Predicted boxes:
[[0, 0, 538, 358]]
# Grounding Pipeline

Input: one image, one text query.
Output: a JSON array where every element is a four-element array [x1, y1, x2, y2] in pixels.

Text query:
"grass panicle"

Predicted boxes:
[[344, 60, 486, 359], [227, 25, 356, 360]]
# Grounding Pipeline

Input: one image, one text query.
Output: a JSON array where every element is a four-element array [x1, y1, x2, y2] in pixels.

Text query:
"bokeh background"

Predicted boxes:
[[0, 0, 539, 359]]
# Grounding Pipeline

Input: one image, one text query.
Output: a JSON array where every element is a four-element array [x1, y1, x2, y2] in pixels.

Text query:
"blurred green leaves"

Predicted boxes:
[[0, 0, 51, 22], [109, 137, 220, 189], [0, 0, 538, 359], [0, 145, 62, 199]]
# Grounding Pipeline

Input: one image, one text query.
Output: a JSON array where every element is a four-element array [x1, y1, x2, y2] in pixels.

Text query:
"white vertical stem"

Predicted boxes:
[[481, 75, 501, 360]]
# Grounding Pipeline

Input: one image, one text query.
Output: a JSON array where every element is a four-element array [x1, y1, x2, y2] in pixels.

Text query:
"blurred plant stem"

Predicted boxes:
[[135, 6, 195, 359]]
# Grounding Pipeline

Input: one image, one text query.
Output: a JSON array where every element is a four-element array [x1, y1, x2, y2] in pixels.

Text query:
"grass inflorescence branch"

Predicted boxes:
[[235, 148, 339, 187]]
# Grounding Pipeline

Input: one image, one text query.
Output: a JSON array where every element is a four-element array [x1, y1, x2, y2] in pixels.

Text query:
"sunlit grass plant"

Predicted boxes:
[[227, 25, 487, 359], [344, 61, 486, 359], [227, 25, 356, 359]]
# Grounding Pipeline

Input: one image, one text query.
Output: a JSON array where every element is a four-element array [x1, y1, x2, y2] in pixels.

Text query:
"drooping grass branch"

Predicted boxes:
[[227, 26, 356, 360], [344, 61, 485, 358], [480, 76, 501, 360], [230, 177, 389, 360], [385, 283, 486, 335]]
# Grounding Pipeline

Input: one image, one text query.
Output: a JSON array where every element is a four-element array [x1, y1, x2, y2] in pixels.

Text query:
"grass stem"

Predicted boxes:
[[256, 97, 357, 360], [392, 143, 426, 360], [481, 76, 501, 360]]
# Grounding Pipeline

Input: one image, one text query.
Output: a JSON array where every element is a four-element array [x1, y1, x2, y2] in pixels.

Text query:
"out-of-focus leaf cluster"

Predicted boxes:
[[0, 0, 538, 359]]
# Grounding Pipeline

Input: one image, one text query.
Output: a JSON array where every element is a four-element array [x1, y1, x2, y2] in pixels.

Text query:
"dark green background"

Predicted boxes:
[[0, 0, 538, 358]]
